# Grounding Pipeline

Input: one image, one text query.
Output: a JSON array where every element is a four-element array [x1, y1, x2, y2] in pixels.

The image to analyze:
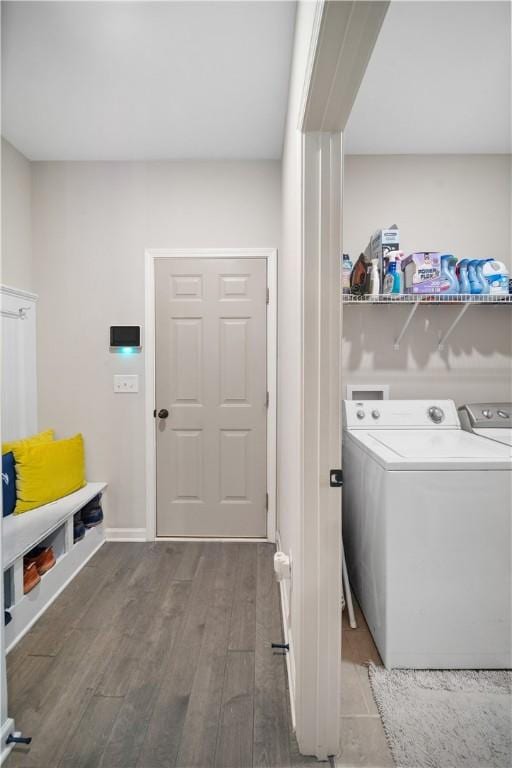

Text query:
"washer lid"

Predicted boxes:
[[347, 428, 512, 470], [472, 428, 512, 447]]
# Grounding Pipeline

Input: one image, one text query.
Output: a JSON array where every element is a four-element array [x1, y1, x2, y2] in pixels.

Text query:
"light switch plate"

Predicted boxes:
[[114, 374, 139, 393]]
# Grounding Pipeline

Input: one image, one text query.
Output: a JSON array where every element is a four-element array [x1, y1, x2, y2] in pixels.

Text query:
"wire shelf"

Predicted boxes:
[[341, 292, 512, 350], [342, 293, 512, 305]]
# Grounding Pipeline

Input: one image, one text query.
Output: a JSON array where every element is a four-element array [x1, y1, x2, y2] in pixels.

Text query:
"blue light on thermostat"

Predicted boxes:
[[110, 326, 141, 351]]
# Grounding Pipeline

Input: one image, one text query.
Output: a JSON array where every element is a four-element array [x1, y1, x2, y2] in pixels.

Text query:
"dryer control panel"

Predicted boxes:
[[343, 399, 460, 429], [459, 403, 511, 431]]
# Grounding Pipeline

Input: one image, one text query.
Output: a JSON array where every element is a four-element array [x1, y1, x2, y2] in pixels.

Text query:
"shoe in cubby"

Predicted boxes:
[[23, 562, 41, 594], [73, 514, 86, 543], [25, 545, 56, 576], [82, 505, 103, 528]]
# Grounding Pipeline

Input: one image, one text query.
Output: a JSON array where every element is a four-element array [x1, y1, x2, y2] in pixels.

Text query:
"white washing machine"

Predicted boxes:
[[459, 402, 512, 448], [342, 399, 511, 670]]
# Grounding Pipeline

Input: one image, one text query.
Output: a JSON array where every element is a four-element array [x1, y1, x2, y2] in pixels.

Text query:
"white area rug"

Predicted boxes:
[[368, 664, 512, 768]]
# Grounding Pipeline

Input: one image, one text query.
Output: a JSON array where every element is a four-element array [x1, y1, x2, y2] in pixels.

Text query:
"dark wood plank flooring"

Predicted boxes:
[[6, 542, 317, 768]]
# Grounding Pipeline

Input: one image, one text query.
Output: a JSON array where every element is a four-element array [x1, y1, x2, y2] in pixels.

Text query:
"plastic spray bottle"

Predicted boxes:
[[383, 257, 401, 294], [368, 258, 380, 299]]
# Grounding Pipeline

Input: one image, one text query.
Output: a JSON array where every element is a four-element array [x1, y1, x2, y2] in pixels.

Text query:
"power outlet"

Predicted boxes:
[[113, 375, 139, 393]]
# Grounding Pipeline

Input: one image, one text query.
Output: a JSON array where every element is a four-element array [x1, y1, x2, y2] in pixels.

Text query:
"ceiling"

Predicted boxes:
[[1, 1, 296, 161], [344, 1, 511, 155]]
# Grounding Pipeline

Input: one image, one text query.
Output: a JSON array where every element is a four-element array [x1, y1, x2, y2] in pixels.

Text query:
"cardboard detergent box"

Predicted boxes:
[[364, 226, 400, 279], [402, 252, 442, 293]]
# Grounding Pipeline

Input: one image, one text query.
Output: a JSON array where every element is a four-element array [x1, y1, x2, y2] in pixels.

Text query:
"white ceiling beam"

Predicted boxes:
[[301, 0, 389, 133]]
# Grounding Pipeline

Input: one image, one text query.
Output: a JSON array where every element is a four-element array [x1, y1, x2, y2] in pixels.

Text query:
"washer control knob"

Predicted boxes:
[[371, 409, 380, 419], [482, 409, 494, 419], [356, 409, 365, 420], [497, 410, 510, 419], [428, 406, 445, 424]]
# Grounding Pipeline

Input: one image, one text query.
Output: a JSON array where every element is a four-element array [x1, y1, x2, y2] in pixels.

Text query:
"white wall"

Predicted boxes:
[[1, 138, 32, 291], [342, 154, 512, 404], [31, 160, 281, 531]]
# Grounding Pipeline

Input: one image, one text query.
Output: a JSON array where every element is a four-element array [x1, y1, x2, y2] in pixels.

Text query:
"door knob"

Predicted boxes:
[[158, 408, 169, 419]]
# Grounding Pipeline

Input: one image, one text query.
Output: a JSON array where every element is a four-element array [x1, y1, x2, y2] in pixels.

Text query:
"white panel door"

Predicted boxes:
[[155, 258, 267, 537]]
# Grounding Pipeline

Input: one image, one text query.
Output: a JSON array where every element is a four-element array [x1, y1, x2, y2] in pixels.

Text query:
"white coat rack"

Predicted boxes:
[[1, 307, 30, 321]]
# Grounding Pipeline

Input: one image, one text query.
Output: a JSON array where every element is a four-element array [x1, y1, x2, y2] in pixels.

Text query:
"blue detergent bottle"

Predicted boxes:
[[468, 259, 482, 294], [448, 256, 459, 294], [440, 254, 458, 295], [457, 259, 470, 294], [476, 259, 491, 295]]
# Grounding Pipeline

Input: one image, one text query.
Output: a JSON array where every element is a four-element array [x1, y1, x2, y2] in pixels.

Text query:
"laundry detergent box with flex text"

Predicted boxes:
[[402, 251, 443, 294]]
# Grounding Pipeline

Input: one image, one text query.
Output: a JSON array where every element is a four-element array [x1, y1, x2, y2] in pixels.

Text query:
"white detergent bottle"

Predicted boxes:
[[368, 258, 380, 299]]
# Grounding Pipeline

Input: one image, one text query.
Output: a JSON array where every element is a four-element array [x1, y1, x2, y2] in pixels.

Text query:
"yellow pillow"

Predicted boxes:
[[2, 429, 55, 456], [13, 434, 86, 513]]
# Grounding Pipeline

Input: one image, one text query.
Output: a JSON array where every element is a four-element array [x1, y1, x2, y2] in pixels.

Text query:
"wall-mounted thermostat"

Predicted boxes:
[[110, 326, 142, 352]]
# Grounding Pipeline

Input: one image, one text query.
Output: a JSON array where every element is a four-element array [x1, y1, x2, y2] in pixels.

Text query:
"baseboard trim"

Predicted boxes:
[[275, 532, 296, 730], [105, 528, 147, 542], [105, 531, 271, 543], [154, 536, 270, 542]]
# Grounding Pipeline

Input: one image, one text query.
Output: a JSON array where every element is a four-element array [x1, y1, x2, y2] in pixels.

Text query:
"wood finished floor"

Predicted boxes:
[[6, 542, 318, 768]]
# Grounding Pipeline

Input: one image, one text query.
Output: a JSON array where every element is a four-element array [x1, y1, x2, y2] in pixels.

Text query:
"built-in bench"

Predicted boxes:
[[3, 481, 107, 652]]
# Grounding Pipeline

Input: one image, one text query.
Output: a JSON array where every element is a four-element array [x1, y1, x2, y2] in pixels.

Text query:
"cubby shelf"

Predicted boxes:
[[3, 482, 107, 652], [342, 293, 512, 350]]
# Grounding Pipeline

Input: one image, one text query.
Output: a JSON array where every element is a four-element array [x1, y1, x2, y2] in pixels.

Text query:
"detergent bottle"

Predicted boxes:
[[468, 259, 482, 294], [476, 259, 491, 295], [457, 259, 471, 294], [481, 259, 510, 295], [440, 254, 458, 295], [448, 256, 460, 294]]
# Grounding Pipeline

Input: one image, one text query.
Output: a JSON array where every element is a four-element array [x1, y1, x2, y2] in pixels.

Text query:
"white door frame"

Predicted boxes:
[[296, 130, 343, 760], [292, 1, 389, 760], [144, 247, 277, 542]]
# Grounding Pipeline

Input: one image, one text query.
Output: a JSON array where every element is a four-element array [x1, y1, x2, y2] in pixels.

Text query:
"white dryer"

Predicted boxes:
[[342, 399, 511, 670], [459, 402, 512, 448]]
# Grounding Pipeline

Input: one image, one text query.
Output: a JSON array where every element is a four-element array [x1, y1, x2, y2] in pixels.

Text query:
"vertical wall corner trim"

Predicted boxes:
[[275, 531, 297, 730]]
